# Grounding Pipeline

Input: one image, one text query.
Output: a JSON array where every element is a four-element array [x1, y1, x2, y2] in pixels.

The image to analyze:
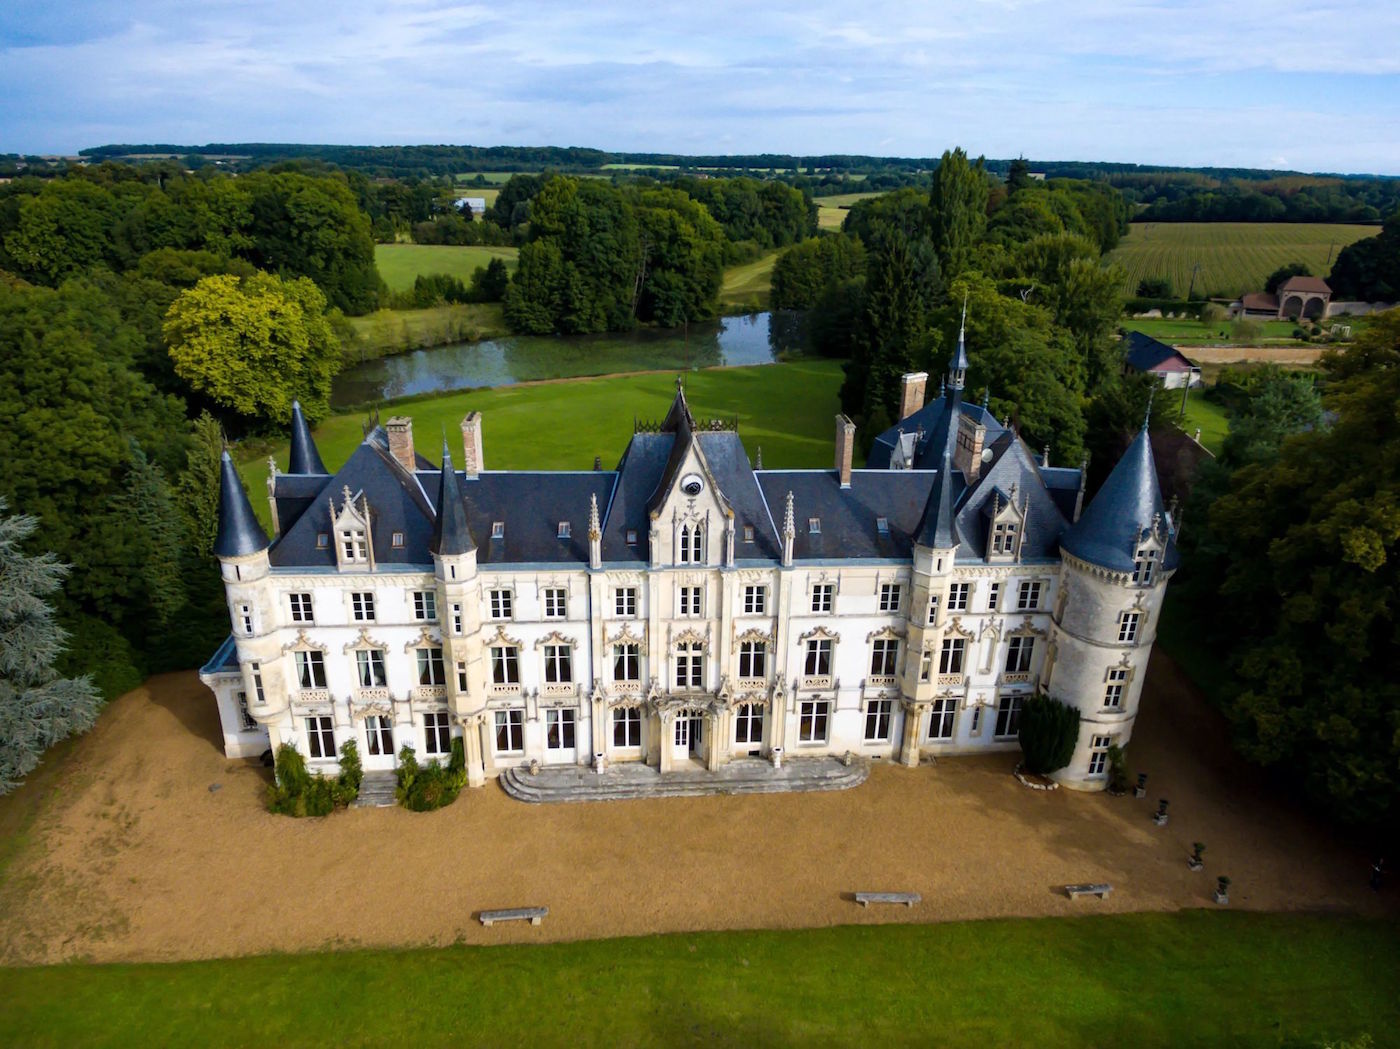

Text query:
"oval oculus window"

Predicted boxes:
[[680, 473, 703, 496]]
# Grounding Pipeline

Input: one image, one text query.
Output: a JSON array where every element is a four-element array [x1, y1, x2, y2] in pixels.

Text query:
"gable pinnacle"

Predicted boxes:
[[1144, 386, 1155, 431], [783, 490, 795, 537], [588, 492, 601, 540]]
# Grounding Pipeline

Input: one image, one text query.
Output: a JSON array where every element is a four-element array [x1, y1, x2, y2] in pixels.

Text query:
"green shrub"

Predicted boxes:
[[1017, 695, 1081, 775], [395, 739, 467, 812], [267, 740, 362, 817], [1106, 744, 1129, 793]]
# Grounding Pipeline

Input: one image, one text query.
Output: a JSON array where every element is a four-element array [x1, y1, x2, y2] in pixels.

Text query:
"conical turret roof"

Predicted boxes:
[[1061, 425, 1175, 572], [431, 445, 476, 556], [214, 451, 270, 558], [914, 447, 961, 551], [287, 400, 328, 474]]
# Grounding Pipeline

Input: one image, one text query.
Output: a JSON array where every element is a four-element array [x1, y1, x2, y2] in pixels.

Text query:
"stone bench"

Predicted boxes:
[[1064, 883, 1112, 900], [854, 891, 921, 908], [479, 906, 548, 927]]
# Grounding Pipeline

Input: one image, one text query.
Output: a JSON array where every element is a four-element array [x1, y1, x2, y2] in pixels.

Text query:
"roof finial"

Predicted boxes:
[[676, 374, 684, 393], [959, 291, 968, 343], [1143, 386, 1155, 431], [755, 445, 763, 470], [982, 387, 990, 410], [589, 492, 601, 538], [783, 490, 795, 538]]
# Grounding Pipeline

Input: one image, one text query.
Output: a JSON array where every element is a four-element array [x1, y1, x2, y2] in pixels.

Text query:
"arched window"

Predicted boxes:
[[1132, 546, 1158, 586], [678, 523, 704, 565]]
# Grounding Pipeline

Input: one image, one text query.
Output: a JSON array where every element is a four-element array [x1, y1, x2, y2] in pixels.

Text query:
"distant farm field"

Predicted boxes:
[[1107, 222, 1376, 298], [719, 251, 780, 311], [375, 244, 518, 292], [817, 192, 882, 231]]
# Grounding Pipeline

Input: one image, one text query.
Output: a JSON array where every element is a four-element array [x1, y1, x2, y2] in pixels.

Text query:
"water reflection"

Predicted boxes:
[[332, 310, 807, 408]]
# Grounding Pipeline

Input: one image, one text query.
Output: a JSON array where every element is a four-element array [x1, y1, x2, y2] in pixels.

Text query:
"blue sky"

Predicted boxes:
[[3, 0, 1399, 173]]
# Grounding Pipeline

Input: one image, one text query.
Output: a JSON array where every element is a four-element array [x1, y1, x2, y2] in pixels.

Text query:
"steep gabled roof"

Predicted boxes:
[[214, 451, 270, 558], [1123, 330, 1195, 374]]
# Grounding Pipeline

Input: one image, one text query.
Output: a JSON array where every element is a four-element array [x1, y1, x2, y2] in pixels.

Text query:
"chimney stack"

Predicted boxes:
[[835, 414, 855, 488], [386, 416, 416, 473], [899, 372, 929, 421], [460, 411, 483, 479]]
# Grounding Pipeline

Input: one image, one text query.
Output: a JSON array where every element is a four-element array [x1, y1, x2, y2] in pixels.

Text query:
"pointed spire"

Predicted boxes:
[[214, 451, 270, 558], [754, 446, 763, 470], [949, 294, 970, 395], [430, 443, 475, 556], [287, 401, 328, 475], [660, 376, 695, 433], [1062, 427, 1172, 573], [915, 447, 961, 551], [588, 492, 601, 539], [783, 491, 795, 538]]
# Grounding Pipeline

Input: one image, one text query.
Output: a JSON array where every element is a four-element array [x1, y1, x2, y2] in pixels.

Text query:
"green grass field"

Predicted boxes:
[[343, 303, 509, 361], [2, 914, 1394, 1048], [375, 244, 519, 292], [1173, 387, 1231, 455], [817, 191, 882, 231], [1122, 317, 1303, 345], [1107, 222, 1376, 298], [237, 360, 845, 526], [718, 251, 780, 311]]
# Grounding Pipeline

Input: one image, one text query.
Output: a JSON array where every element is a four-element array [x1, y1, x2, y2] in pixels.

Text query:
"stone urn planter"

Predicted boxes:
[[1213, 875, 1231, 905], [1188, 842, 1206, 872], [1153, 798, 1170, 826], [1133, 773, 1148, 800]]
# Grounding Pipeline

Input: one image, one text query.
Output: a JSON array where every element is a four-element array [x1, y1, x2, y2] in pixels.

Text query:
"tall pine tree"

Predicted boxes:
[[928, 148, 989, 280]]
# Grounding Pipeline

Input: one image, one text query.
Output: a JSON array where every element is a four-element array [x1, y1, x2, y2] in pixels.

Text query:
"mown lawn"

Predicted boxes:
[[344, 303, 509, 360], [236, 360, 845, 526], [1174, 387, 1231, 455], [1122, 316, 1304, 346], [817, 191, 881, 231], [375, 243, 519, 292], [3, 913, 1394, 1048], [1107, 221, 1375, 298], [718, 251, 780, 311]]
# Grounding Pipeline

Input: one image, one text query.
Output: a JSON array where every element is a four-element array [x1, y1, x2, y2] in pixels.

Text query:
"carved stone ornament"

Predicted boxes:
[[944, 616, 976, 641], [350, 701, 393, 721], [533, 630, 577, 650], [402, 626, 442, 653], [798, 625, 840, 644], [606, 623, 648, 653], [342, 627, 390, 654], [485, 624, 524, 650], [281, 629, 328, 654], [866, 625, 907, 643], [734, 626, 775, 646], [1010, 616, 1049, 639], [672, 627, 710, 652]]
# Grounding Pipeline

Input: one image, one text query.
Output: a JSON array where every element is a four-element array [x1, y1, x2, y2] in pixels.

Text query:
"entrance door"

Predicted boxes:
[[363, 715, 396, 770], [673, 712, 704, 762]]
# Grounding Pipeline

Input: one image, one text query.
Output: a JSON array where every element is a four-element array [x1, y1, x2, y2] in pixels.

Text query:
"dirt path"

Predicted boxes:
[[1175, 345, 1327, 365], [0, 655, 1392, 965]]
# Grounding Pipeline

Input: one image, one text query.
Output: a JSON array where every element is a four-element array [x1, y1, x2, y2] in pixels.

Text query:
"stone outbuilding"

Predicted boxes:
[[1232, 276, 1332, 320], [1121, 331, 1201, 390]]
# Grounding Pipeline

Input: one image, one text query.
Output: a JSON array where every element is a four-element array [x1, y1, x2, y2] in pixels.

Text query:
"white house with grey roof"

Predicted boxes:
[[201, 326, 1178, 798]]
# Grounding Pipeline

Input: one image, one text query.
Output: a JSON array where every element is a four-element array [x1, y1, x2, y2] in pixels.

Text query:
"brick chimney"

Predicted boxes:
[[460, 411, 483, 479], [835, 414, 855, 488], [952, 413, 987, 481], [900, 372, 929, 421], [385, 416, 416, 472]]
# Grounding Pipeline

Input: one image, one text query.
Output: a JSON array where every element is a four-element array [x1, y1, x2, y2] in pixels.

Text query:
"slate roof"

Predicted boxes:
[[287, 401, 328, 475], [214, 452, 270, 558], [866, 394, 1007, 471], [1061, 425, 1178, 573], [200, 634, 239, 677], [951, 436, 1074, 562], [915, 448, 961, 549], [1123, 331, 1196, 374], [431, 448, 476, 556], [758, 470, 937, 561]]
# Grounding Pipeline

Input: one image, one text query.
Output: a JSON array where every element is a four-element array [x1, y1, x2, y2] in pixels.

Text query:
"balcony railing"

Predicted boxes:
[[800, 675, 832, 690], [488, 682, 521, 697], [541, 682, 576, 698], [866, 675, 897, 689], [936, 673, 965, 687], [413, 685, 447, 701], [1001, 671, 1033, 685], [296, 688, 331, 703], [353, 687, 390, 704], [736, 677, 768, 691]]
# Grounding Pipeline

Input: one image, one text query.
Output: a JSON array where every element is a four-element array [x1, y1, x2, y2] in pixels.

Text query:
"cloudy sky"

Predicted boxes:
[[4, 0, 1399, 173]]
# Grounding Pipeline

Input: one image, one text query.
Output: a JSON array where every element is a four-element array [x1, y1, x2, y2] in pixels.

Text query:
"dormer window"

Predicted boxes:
[[558, 521, 571, 539], [332, 487, 373, 571], [316, 533, 329, 549], [1132, 547, 1158, 586], [626, 529, 638, 546], [678, 523, 704, 564], [991, 521, 1018, 556], [341, 527, 367, 562], [876, 516, 890, 535], [391, 531, 404, 548], [491, 522, 505, 540], [743, 525, 754, 543], [808, 518, 821, 535]]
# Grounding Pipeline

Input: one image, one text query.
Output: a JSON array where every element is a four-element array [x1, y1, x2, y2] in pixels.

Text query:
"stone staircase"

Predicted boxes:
[[500, 755, 868, 804], [354, 771, 399, 808]]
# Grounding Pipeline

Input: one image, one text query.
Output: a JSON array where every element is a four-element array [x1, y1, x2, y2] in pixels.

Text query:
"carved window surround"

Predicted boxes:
[[865, 626, 907, 643], [281, 629, 328, 654], [606, 624, 647, 653], [671, 626, 710, 652], [485, 625, 524, 650], [402, 626, 442, 653], [533, 630, 578, 650], [341, 627, 390, 654], [798, 625, 840, 644]]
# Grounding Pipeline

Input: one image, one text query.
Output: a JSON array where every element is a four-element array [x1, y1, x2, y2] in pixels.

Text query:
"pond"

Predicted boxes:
[[331, 310, 808, 408]]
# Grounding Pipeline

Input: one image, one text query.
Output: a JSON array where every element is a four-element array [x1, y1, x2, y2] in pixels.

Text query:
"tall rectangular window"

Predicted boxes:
[[799, 700, 830, 743], [1088, 735, 1113, 776], [237, 603, 254, 635], [451, 603, 463, 635], [947, 583, 970, 611], [811, 584, 835, 613], [413, 590, 437, 621], [678, 524, 704, 564], [351, 591, 376, 622], [236, 691, 257, 731], [365, 715, 393, 757], [743, 585, 767, 615], [734, 704, 763, 745], [615, 587, 637, 617], [919, 650, 933, 682], [870, 638, 899, 676], [679, 586, 702, 617], [418, 711, 449, 755], [493, 709, 524, 754], [987, 583, 1001, 612], [864, 699, 893, 743], [543, 587, 568, 619], [250, 663, 265, 704], [991, 522, 1018, 556], [738, 641, 767, 679], [1132, 548, 1157, 586], [804, 638, 833, 677], [613, 644, 640, 682], [995, 695, 1023, 738], [306, 716, 335, 759], [939, 637, 966, 675], [927, 593, 940, 623], [1119, 612, 1142, 643], [294, 650, 327, 689], [546, 708, 576, 750], [675, 643, 704, 689], [543, 644, 573, 684], [1005, 636, 1035, 674], [288, 593, 314, 623], [1104, 667, 1128, 709], [489, 589, 513, 620], [491, 646, 520, 684], [878, 583, 902, 613], [928, 699, 957, 741], [1017, 581, 1043, 611], [613, 707, 641, 748], [355, 648, 387, 687], [416, 646, 445, 686]]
